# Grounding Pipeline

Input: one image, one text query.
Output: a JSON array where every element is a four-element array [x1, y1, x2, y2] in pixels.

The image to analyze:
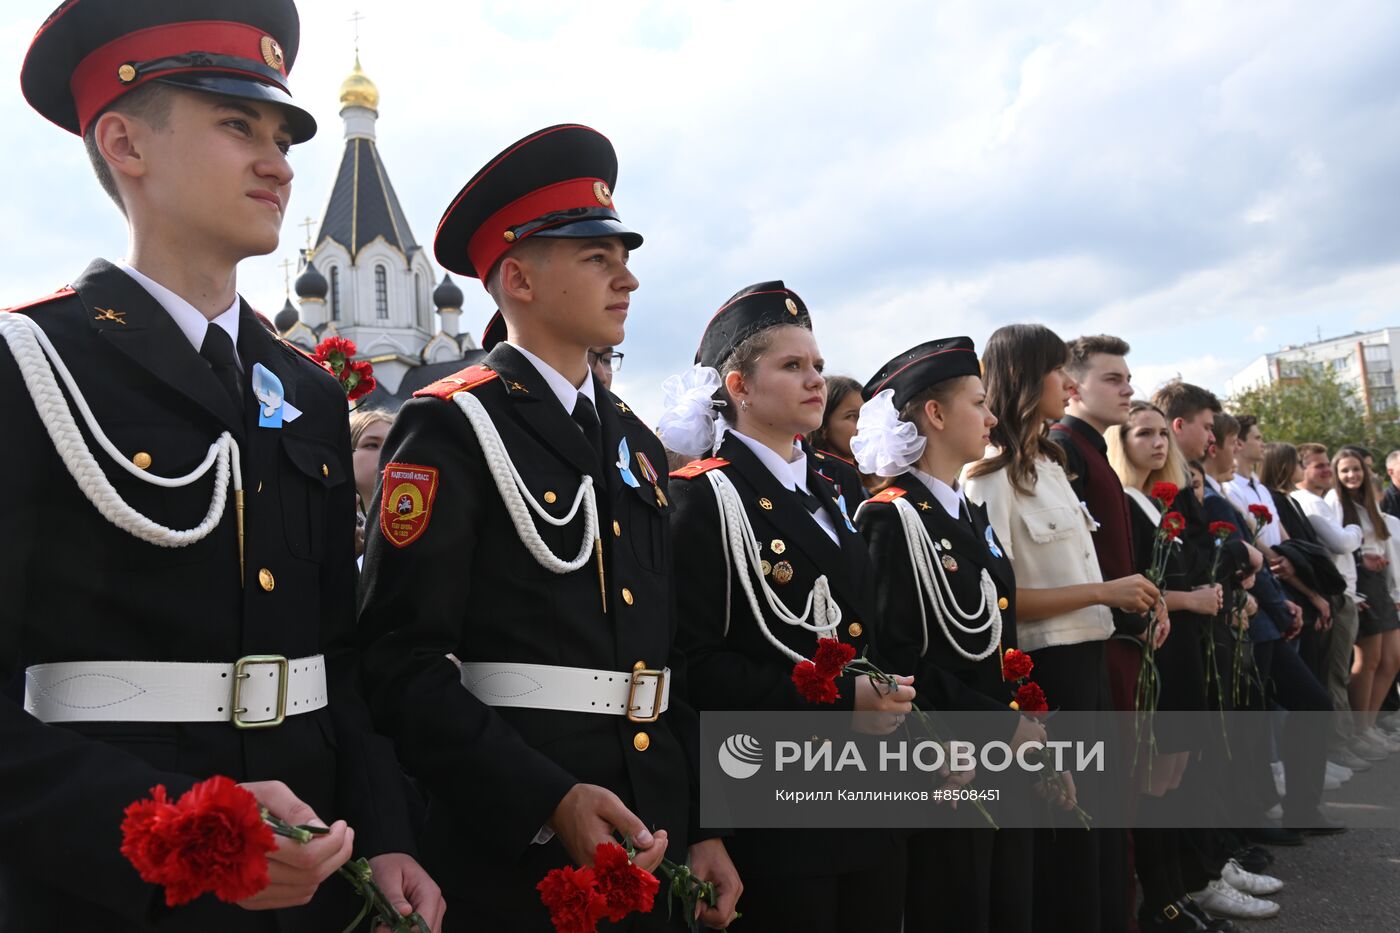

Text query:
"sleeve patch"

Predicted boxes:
[[867, 486, 907, 504], [413, 365, 499, 400], [380, 463, 440, 548], [669, 457, 730, 479]]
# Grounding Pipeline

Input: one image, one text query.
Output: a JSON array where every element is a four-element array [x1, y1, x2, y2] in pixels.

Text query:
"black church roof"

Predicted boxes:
[[316, 137, 419, 260]]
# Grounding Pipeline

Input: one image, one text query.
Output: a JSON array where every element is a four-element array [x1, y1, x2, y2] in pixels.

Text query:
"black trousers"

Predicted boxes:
[[905, 828, 1033, 933], [1253, 638, 1333, 823], [732, 843, 906, 933]]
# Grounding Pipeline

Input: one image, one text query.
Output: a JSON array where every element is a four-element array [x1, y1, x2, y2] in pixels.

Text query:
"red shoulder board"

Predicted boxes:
[[3, 287, 75, 313], [413, 365, 499, 400], [867, 486, 907, 504], [669, 457, 730, 479]]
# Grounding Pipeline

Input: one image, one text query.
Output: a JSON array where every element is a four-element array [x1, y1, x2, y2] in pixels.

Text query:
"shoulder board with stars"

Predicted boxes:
[[669, 457, 730, 479], [867, 486, 907, 504], [3, 286, 76, 314], [413, 365, 500, 400]]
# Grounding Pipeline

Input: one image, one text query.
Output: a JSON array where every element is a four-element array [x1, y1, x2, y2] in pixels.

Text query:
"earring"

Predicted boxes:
[[740, 400, 750, 411]]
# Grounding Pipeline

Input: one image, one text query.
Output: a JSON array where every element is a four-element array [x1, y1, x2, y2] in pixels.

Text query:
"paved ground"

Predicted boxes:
[[1260, 744, 1400, 931]]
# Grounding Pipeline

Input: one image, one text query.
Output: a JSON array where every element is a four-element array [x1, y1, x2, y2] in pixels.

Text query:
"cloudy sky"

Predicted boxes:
[[4, 0, 1399, 422]]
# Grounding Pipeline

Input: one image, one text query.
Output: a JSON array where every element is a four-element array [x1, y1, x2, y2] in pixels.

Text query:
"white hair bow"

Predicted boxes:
[[656, 364, 723, 458], [850, 388, 926, 477]]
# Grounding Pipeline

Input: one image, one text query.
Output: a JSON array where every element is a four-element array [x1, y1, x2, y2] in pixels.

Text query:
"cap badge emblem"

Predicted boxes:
[[117, 63, 137, 84], [593, 182, 613, 207], [260, 36, 285, 71]]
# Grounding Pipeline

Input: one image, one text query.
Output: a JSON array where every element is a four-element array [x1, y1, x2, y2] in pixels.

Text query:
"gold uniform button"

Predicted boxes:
[[633, 660, 647, 672], [544, 490, 558, 504], [848, 622, 864, 638], [633, 731, 650, 752], [998, 597, 1009, 611], [132, 451, 152, 470], [117, 63, 137, 83], [258, 568, 275, 592], [321, 463, 329, 477], [613, 520, 622, 537], [622, 587, 634, 606]]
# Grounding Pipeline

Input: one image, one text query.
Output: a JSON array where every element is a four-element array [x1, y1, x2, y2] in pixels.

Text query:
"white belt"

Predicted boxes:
[[24, 654, 327, 729], [459, 662, 670, 722]]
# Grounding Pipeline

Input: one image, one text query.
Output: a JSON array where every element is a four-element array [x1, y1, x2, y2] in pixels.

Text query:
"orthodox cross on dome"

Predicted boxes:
[[299, 216, 318, 256], [349, 10, 367, 58], [278, 257, 294, 297]]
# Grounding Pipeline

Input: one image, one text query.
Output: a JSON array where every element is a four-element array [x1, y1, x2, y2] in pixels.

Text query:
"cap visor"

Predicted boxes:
[[155, 74, 317, 143], [530, 217, 643, 250]]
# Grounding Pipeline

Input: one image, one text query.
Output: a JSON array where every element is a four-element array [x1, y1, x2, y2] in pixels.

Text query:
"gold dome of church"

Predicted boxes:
[[339, 56, 379, 112]]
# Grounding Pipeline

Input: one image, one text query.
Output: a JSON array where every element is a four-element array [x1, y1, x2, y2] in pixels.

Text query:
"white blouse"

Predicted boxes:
[[962, 452, 1112, 652]]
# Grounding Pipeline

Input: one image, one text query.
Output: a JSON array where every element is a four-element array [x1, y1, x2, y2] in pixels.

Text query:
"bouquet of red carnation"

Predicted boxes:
[[1246, 503, 1273, 544], [313, 336, 377, 402], [997, 648, 1088, 827], [1150, 482, 1180, 508], [121, 776, 427, 930], [1133, 507, 1185, 747], [1000, 647, 1034, 682], [538, 840, 720, 933], [1204, 521, 1239, 755]]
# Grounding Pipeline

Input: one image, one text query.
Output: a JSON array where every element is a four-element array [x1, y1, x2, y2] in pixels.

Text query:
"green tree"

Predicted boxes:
[[1227, 364, 1400, 454]]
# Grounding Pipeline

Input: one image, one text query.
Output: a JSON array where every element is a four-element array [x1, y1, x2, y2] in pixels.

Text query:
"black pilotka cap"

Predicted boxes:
[[862, 336, 981, 409], [695, 281, 813, 370], [21, 0, 316, 143], [434, 124, 643, 281]]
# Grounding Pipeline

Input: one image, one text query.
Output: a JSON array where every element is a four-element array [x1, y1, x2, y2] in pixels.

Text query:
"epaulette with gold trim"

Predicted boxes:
[[867, 486, 907, 504], [413, 365, 499, 400], [3, 287, 75, 313], [669, 457, 730, 479]]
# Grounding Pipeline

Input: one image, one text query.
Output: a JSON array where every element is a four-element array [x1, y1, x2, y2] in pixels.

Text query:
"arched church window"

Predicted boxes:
[[329, 267, 341, 321], [375, 265, 389, 319]]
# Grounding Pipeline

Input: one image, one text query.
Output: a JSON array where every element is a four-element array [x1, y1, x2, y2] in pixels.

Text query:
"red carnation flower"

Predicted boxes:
[[1209, 520, 1237, 539], [1150, 482, 1180, 506], [312, 336, 358, 369], [1001, 648, 1034, 682], [591, 842, 659, 922], [537, 864, 606, 933], [121, 777, 276, 907], [1014, 681, 1049, 714], [1161, 511, 1186, 540], [792, 660, 842, 704], [812, 638, 857, 677], [1248, 503, 1273, 525], [345, 359, 377, 401]]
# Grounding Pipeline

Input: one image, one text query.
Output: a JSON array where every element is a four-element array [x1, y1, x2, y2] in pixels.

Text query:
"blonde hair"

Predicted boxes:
[[1106, 400, 1186, 493], [349, 408, 394, 450]]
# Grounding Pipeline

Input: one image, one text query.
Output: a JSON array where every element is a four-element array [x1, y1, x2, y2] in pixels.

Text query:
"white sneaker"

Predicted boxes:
[[1265, 803, 1283, 820], [1221, 858, 1286, 896], [1270, 760, 1286, 797], [1334, 748, 1373, 771], [1350, 735, 1389, 761], [1324, 773, 1342, 790], [1191, 879, 1281, 919], [1365, 727, 1400, 752], [1326, 761, 1354, 783]]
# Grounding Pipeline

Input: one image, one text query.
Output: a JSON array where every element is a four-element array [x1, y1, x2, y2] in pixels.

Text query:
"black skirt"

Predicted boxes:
[[1356, 564, 1400, 637]]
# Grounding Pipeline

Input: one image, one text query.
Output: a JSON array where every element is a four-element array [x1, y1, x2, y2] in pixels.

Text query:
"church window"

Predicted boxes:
[[329, 267, 341, 320], [375, 265, 389, 319], [414, 272, 425, 328]]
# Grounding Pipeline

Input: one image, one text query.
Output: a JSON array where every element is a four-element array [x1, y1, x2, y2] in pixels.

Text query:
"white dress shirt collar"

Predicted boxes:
[[730, 430, 807, 491], [116, 260, 241, 365], [1204, 474, 1223, 495], [910, 467, 965, 521], [506, 342, 597, 414]]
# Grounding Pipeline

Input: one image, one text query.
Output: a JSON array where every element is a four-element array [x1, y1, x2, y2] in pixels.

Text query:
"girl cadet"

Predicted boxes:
[[660, 281, 919, 932], [851, 336, 1048, 933]]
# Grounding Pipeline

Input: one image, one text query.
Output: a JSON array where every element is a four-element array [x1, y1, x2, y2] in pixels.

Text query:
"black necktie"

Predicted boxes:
[[200, 325, 242, 413], [795, 486, 821, 513], [571, 393, 602, 459]]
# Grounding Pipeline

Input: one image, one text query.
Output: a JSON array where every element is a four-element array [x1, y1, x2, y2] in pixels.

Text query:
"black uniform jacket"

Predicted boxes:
[[857, 473, 1019, 718], [356, 345, 701, 892], [670, 432, 913, 874], [0, 260, 412, 931]]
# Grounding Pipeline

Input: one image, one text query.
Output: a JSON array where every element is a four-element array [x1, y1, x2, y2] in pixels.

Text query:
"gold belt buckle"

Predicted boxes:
[[627, 668, 665, 723], [231, 655, 289, 729]]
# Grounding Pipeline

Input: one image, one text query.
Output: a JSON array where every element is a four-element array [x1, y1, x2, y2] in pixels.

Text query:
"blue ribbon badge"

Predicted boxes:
[[835, 492, 856, 533], [252, 363, 302, 428], [985, 523, 1003, 559], [616, 437, 641, 488]]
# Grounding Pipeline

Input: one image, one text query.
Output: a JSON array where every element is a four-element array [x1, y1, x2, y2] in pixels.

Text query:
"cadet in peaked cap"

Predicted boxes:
[[358, 125, 741, 930], [1, 2, 443, 930], [853, 337, 1036, 933]]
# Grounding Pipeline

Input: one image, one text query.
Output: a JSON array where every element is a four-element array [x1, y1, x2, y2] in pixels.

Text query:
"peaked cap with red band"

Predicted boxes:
[[433, 124, 642, 281], [862, 336, 981, 409], [696, 280, 813, 370], [21, 0, 315, 143]]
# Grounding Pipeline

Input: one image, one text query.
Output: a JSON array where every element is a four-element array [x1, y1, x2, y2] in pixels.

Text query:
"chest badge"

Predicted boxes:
[[251, 363, 302, 428], [634, 449, 667, 507], [941, 554, 959, 573], [616, 437, 642, 488], [985, 524, 1004, 559], [93, 306, 126, 324], [772, 560, 795, 584]]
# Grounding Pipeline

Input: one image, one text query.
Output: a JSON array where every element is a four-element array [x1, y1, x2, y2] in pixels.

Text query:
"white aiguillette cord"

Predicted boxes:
[[705, 469, 841, 664], [451, 391, 602, 593], [854, 495, 1002, 661], [0, 312, 244, 571]]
